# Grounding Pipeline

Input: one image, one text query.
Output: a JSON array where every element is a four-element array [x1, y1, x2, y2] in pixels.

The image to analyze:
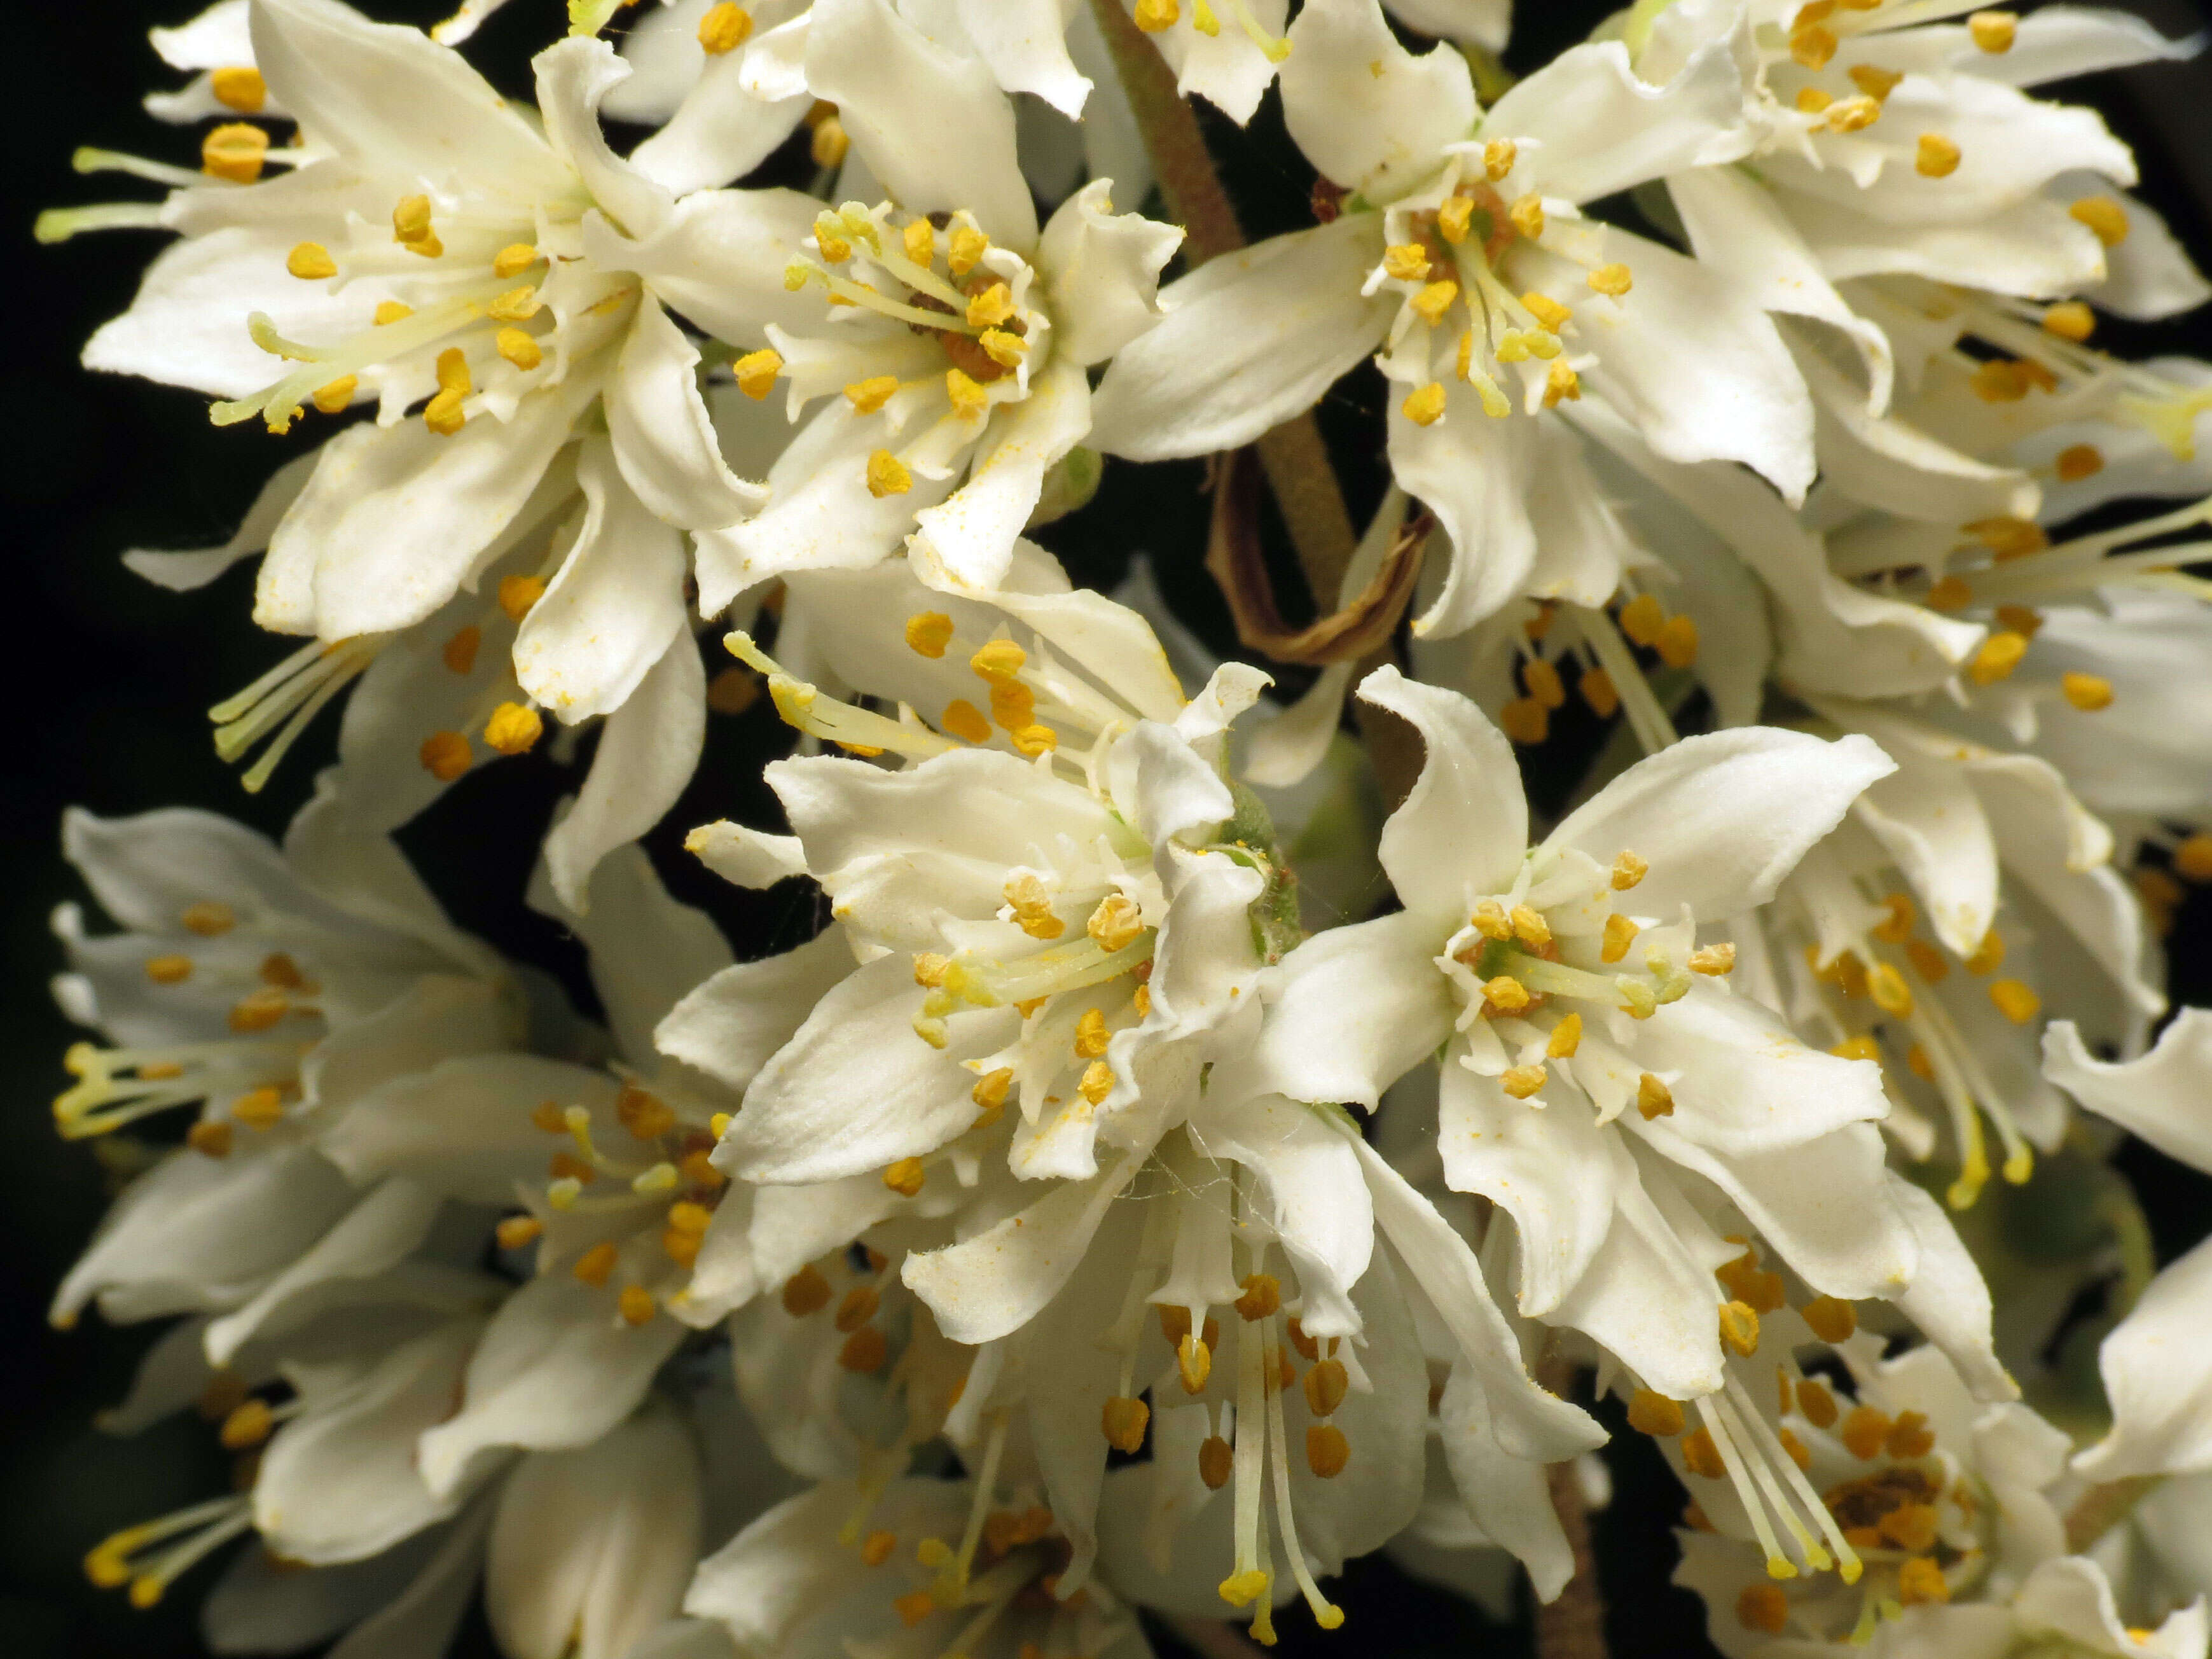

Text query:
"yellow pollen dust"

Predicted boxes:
[[211, 66, 267, 112], [1074, 1008, 1110, 1060], [699, 2, 753, 53], [202, 123, 269, 183], [286, 242, 336, 281], [2070, 197, 2129, 246], [1916, 134, 1962, 178]]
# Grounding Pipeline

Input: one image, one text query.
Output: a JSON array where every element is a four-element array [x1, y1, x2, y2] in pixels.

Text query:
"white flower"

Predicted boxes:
[[55, 0, 822, 724], [699, 0, 1182, 602], [1669, 1335, 2206, 1658], [1089, 0, 1815, 638]]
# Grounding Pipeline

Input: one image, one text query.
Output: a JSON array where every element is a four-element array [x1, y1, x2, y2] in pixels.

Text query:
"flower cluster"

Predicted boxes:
[[32, 1, 2212, 1656]]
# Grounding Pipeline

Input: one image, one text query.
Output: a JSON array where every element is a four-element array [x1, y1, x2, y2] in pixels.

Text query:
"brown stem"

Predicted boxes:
[[1086, 0, 1358, 608], [1534, 1356, 1609, 1659], [2064, 1475, 2161, 1553]]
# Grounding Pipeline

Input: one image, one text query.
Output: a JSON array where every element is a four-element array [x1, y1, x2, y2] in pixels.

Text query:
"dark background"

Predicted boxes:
[[7, 3, 2212, 1655]]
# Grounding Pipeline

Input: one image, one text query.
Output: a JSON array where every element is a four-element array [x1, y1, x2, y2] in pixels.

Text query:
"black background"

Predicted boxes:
[[6, 3, 2212, 1656]]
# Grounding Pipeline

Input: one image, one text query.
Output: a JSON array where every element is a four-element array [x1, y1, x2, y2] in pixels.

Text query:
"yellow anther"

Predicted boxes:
[[1994, 604, 2043, 639], [1690, 943, 1736, 976], [1435, 196, 1474, 244], [1968, 515, 2049, 560], [1079, 1060, 1113, 1104], [722, 349, 780, 405], [1801, 1296, 1856, 1343], [970, 638, 1026, 681], [1509, 905, 1551, 946], [495, 1214, 543, 1250], [1790, 22, 1837, 67], [219, 1398, 273, 1450], [844, 375, 899, 416], [1867, 962, 1914, 1018], [1074, 1007, 1110, 1060], [965, 282, 1015, 329], [1500, 1064, 1547, 1099], [810, 115, 850, 169], [202, 122, 269, 183], [2070, 195, 2130, 246], [144, 953, 195, 985], [1967, 630, 2029, 685], [232, 1086, 286, 1130], [286, 242, 336, 281], [1198, 1434, 1233, 1490], [183, 1118, 234, 1158], [2049, 445, 2105, 489], [883, 1157, 926, 1197], [1131, 982, 1151, 1018], [489, 244, 539, 281], [1601, 912, 1640, 964], [418, 729, 472, 782], [894, 614, 954, 664], [499, 574, 547, 620], [370, 301, 412, 328], [1873, 891, 1915, 943], [228, 985, 289, 1034], [1087, 893, 1145, 952], [2039, 301, 2096, 344], [971, 1067, 1013, 1128], [2173, 833, 2212, 883], [1402, 382, 1447, 426], [1682, 1426, 1726, 1480], [2061, 672, 2113, 711], [211, 65, 267, 112], [1483, 137, 1517, 181], [1610, 852, 1647, 892], [948, 224, 990, 277], [1655, 613, 1699, 668], [1472, 899, 1512, 940], [422, 389, 466, 436], [1968, 10, 2016, 51], [901, 219, 936, 266], [1481, 975, 1531, 1013], [1302, 1357, 1349, 1417], [434, 348, 471, 396], [1178, 1334, 1212, 1394], [1236, 1274, 1282, 1321], [978, 328, 1027, 369], [495, 328, 543, 372], [1916, 134, 1962, 177], [1848, 64, 1901, 99], [1718, 1300, 1760, 1357], [913, 953, 950, 990], [1134, 0, 1179, 27], [1796, 86, 1833, 113], [1637, 1073, 1675, 1120], [572, 1241, 618, 1287], [1897, 1557, 1949, 1606], [1498, 698, 1549, 744], [1628, 1389, 1685, 1436], [1383, 244, 1431, 282], [614, 1284, 656, 1326], [1002, 871, 1065, 941], [1547, 1013, 1582, 1058], [1102, 1395, 1149, 1453], [699, 1, 753, 52], [942, 699, 990, 744], [392, 193, 435, 245], [1988, 978, 2041, 1024], [988, 678, 1037, 732], [1826, 94, 1881, 132], [1617, 593, 1663, 648], [1797, 1377, 1839, 1427], [179, 902, 235, 936], [1306, 1422, 1350, 1478], [1543, 359, 1581, 406], [483, 702, 543, 756], [1522, 292, 1570, 331], [1926, 574, 1974, 610], [778, 1264, 832, 1317], [1737, 1583, 1789, 1634], [946, 368, 989, 419], [1577, 666, 1619, 720], [1411, 281, 1459, 326], [856, 448, 911, 499], [1581, 264, 1633, 303], [307, 375, 356, 414], [1507, 193, 1545, 240]]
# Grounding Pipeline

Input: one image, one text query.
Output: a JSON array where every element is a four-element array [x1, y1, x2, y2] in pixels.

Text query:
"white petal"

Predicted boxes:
[[1279, 0, 1475, 200], [1850, 747, 2000, 959], [1970, 5, 2202, 87], [911, 360, 1093, 593], [203, 1531, 443, 1657], [953, 0, 1092, 116], [1633, 982, 1891, 1156], [1889, 1177, 2015, 1405], [2080, 1228, 2212, 1479], [1391, 396, 1541, 640], [83, 226, 384, 399], [630, 52, 810, 197], [320, 1497, 495, 1659], [606, 296, 768, 531], [591, 187, 826, 349], [1797, 342, 2035, 524], [1386, 0, 1507, 48], [153, 0, 253, 69], [1435, 1367, 1573, 1601], [541, 638, 707, 916], [1194, 1091, 1373, 1334], [534, 37, 674, 240], [485, 1406, 701, 1659], [540, 840, 732, 1064], [1087, 216, 1395, 461], [249, 0, 570, 199], [204, 1179, 443, 1366], [1227, 913, 1455, 1110], [1486, 38, 1749, 205], [1355, 1135, 1605, 1462], [1128, 0, 1289, 125], [1358, 664, 1528, 925], [256, 380, 590, 638], [255, 1317, 482, 1562], [656, 930, 855, 1094], [414, 1274, 685, 1498], [805, 0, 1036, 249], [686, 822, 806, 890], [124, 448, 319, 593], [2045, 1010, 2212, 1176], [1776, 186, 2105, 298], [1035, 180, 1184, 368], [2082, 191, 2212, 321], [1548, 727, 1895, 921], [2015, 1556, 2201, 1658], [901, 1153, 1144, 1344], [721, 954, 1013, 1183]]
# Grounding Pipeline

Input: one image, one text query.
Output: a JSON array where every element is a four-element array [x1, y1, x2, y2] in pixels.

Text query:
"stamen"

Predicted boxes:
[[725, 633, 958, 760]]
